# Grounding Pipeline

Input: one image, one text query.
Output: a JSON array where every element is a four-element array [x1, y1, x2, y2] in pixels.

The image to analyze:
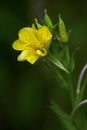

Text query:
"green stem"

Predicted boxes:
[[64, 45, 70, 65], [68, 74, 75, 108], [65, 46, 75, 107]]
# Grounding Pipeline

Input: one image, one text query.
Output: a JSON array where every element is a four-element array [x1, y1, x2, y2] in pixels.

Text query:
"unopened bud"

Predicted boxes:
[[35, 18, 41, 29], [44, 10, 53, 30], [59, 15, 68, 43]]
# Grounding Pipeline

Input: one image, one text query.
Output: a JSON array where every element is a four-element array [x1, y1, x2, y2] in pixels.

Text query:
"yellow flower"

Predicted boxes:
[[12, 24, 52, 64]]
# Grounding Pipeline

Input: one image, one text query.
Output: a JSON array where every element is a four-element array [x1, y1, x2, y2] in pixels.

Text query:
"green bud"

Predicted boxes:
[[44, 10, 53, 30], [35, 18, 41, 29], [59, 15, 68, 43]]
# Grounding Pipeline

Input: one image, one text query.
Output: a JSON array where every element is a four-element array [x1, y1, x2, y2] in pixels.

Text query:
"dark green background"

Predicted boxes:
[[0, 0, 87, 129]]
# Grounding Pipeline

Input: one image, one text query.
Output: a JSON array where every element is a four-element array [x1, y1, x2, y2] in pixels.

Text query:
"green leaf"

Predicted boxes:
[[47, 53, 69, 73], [50, 100, 77, 130], [47, 63, 68, 88]]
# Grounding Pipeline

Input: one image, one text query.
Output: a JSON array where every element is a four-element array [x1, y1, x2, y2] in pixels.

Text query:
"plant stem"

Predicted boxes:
[[68, 74, 75, 108]]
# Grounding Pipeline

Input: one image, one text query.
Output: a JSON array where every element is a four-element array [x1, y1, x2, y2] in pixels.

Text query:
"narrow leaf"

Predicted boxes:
[[47, 53, 69, 73], [50, 100, 77, 130]]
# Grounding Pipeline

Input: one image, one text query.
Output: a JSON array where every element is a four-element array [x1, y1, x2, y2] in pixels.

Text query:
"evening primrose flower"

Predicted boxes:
[[12, 24, 52, 64]]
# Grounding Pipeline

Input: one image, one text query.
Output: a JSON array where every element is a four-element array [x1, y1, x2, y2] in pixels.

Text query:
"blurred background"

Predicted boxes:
[[0, 0, 87, 129]]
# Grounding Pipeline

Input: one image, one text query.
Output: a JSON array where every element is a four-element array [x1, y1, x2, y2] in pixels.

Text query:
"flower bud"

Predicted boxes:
[[35, 18, 41, 28], [44, 10, 53, 30], [59, 15, 68, 43]]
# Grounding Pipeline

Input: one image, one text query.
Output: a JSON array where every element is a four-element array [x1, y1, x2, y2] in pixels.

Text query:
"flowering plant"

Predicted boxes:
[[12, 10, 87, 130]]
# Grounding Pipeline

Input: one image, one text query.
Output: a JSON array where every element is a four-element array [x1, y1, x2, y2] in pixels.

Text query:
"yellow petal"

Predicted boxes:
[[26, 54, 39, 64], [12, 40, 27, 51], [25, 47, 39, 64], [18, 27, 40, 47], [35, 26, 52, 47], [17, 50, 29, 61], [17, 48, 39, 64]]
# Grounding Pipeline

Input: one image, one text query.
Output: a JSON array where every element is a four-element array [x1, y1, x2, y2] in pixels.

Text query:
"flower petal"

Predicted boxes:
[[17, 50, 29, 61], [26, 54, 39, 64], [35, 26, 52, 48], [17, 48, 39, 64], [18, 27, 40, 47], [12, 40, 27, 51]]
